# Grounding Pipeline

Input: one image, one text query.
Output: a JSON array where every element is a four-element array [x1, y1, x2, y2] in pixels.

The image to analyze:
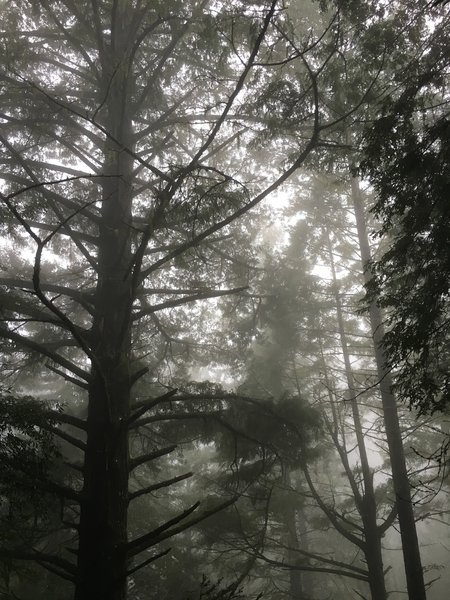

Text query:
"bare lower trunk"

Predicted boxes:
[[351, 175, 426, 600], [76, 379, 130, 600], [327, 229, 387, 600], [284, 471, 305, 600]]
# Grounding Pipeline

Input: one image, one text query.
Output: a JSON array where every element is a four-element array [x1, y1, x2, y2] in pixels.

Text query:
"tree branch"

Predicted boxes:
[[379, 504, 398, 535], [133, 287, 248, 319], [0, 326, 91, 382], [127, 389, 178, 427], [130, 496, 239, 556], [301, 461, 365, 550], [129, 444, 177, 472], [127, 501, 200, 558], [129, 471, 193, 502], [126, 547, 171, 577], [255, 553, 369, 583], [45, 363, 90, 390], [0, 548, 77, 578], [47, 409, 87, 431], [45, 425, 86, 452], [36, 559, 76, 583]]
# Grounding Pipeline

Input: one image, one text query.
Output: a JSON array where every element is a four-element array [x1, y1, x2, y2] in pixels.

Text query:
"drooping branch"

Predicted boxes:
[[132, 411, 222, 430], [0, 169, 101, 354], [5, 465, 81, 502], [33, 479, 81, 503], [0, 326, 91, 382]]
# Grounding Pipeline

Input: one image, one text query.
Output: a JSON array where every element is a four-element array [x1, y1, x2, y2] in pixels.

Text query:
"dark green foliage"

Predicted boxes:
[[361, 49, 450, 413], [0, 391, 59, 493], [0, 392, 64, 595]]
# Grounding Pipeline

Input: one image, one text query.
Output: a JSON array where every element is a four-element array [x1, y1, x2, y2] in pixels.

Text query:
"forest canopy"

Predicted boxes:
[[0, 1, 449, 600]]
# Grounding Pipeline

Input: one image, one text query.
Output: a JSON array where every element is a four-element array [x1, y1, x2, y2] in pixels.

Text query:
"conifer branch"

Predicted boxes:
[[129, 472, 193, 502], [126, 548, 171, 577], [127, 502, 200, 558], [129, 445, 177, 472], [127, 389, 178, 427], [0, 326, 91, 382]]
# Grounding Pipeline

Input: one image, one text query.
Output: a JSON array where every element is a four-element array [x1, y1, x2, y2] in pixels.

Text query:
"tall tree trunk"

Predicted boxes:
[[350, 176, 427, 600], [75, 19, 135, 600], [283, 470, 305, 600], [326, 231, 387, 600]]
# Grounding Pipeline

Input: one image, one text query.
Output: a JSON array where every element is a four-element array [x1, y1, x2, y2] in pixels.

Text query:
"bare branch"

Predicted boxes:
[[46, 364, 90, 390], [45, 425, 86, 452], [0, 548, 77, 582], [129, 445, 177, 472], [255, 553, 369, 583], [130, 496, 239, 556], [379, 504, 398, 535], [301, 461, 365, 550], [127, 501, 200, 558], [126, 547, 171, 577], [47, 409, 87, 431], [129, 472, 193, 502]]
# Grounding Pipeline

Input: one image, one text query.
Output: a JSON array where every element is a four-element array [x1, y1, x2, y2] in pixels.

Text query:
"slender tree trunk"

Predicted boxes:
[[283, 470, 305, 600], [326, 231, 387, 600], [350, 176, 427, 600], [75, 21, 135, 600]]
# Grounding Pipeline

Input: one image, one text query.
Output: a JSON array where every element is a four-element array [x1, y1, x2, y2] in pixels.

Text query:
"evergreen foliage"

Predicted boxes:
[[361, 37, 450, 413], [0, 1, 449, 600]]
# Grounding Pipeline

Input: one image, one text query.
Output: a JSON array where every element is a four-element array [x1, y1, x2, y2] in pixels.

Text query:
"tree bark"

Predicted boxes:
[[283, 471, 305, 600], [75, 17, 135, 600], [326, 230, 387, 600], [350, 175, 427, 600]]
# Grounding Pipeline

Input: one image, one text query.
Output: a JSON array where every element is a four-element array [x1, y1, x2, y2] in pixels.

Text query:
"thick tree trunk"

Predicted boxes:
[[75, 24, 135, 599], [326, 231, 387, 600], [350, 176, 427, 600]]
